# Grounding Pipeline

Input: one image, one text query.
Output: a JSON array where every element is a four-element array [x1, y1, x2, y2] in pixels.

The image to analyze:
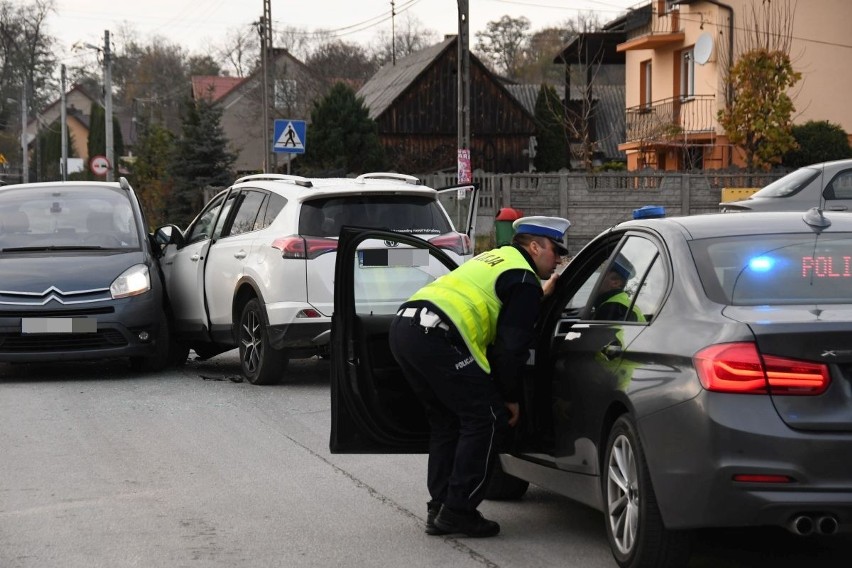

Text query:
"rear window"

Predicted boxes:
[[751, 167, 819, 198], [299, 195, 452, 237], [690, 233, 852, 305]]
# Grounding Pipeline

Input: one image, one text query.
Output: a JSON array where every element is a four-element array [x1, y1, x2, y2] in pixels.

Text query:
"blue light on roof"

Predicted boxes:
[[748, 256, 775, 272]]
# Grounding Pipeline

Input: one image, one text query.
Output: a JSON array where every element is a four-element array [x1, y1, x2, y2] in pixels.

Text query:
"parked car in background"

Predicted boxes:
[[155, 172, 477, 385], [0, 178, 185, 370], [330, 210, 852, 567], [721, 159, 852, 212]]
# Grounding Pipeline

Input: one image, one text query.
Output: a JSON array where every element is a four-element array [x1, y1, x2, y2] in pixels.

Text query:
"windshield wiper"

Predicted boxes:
[[0, 245, 112, 252]]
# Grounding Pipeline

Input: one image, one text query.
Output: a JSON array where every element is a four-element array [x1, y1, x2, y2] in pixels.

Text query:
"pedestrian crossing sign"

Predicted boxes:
[[273, 119, 306, 154]]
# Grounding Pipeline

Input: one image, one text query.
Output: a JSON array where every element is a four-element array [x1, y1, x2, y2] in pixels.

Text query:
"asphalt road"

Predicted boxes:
[[1, 352, 849, 568]]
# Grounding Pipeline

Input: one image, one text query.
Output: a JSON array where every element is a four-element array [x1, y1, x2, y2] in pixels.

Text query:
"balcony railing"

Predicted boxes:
[[625, 95, 716, 144]]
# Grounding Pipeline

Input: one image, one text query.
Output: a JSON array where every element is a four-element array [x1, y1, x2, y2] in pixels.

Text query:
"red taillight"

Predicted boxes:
[[732, 474, 794, 483], [693, 342, 829, 395], [430, 232, 472, 256], [271, 235, 337, 259]]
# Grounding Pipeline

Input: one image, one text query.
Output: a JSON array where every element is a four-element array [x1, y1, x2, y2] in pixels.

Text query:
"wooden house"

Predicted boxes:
[[357, 35, 535, 174]]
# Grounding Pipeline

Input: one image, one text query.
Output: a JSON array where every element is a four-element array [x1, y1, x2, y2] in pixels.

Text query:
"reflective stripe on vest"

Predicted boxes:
[[408, 246, 537, 373]]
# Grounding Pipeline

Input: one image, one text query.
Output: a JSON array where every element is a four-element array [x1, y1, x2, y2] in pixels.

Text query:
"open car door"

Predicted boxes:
[[436, 183, 479, 241], [330, 226, 460, 453]]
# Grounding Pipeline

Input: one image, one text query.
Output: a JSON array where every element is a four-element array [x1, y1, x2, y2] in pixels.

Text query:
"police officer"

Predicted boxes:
[[593, 253, 645, 322], [389, 216, 570, 538]]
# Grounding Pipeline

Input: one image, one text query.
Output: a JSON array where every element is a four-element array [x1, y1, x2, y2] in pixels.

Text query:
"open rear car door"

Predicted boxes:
[[330, 226, 460, 453], [436, 183, 479, 241]]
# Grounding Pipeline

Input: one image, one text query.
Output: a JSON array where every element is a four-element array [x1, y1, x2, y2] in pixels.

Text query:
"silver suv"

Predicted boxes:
[[156, 172, 478, 384]]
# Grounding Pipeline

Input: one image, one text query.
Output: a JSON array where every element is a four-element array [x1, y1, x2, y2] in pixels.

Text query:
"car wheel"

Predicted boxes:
[[238, 298, 288, 385], [603, 415, 690, 568], [484, 458, 529, 500]]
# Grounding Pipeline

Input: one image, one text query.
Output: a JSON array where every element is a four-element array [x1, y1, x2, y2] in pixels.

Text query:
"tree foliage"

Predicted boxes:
[[718, 48, 801, 170], [474, 15, 531, 77], [306, 40, 377, 86], [369, 13, 437, 68], [169, 96, 235, 227], [34, 118, 72, 181], [86, 101, 125, 171], [298, 82, 384, 176], [533, 84, 568, 172], [130, 120, 176, 228], [783, 120, 852, 169]]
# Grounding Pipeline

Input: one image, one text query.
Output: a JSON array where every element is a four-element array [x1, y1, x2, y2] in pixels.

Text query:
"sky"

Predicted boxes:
[[46, 0, 641, 66]]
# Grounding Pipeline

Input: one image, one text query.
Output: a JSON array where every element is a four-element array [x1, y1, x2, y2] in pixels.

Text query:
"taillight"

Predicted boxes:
[[271, 235, 338, 259], [693, 342, 829, 395], [430, 232, 472, 256]]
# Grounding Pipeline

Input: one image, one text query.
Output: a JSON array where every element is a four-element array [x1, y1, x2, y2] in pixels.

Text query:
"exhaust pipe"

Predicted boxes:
[[788, 515, 815, 536], [816, 515, 839, 536]]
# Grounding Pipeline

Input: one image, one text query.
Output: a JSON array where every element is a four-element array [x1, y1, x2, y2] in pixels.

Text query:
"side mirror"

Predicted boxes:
[[154, 224, 184, 247]]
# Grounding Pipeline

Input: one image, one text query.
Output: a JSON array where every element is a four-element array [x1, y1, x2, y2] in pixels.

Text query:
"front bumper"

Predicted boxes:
[[0, 294, 165, 363]]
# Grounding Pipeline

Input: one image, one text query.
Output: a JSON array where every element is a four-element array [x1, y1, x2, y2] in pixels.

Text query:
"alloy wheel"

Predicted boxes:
[[606, 433, 639, 556], [240, 305, 263, 375]]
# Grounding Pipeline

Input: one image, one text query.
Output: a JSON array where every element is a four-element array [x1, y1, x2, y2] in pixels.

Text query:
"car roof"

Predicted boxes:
[[0, 181, 125, 193], [619, 211, 852, 240], [231, 173, 439, 200]]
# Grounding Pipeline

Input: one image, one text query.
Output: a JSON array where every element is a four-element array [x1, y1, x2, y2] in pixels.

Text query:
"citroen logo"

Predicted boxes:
[[384, 240, 399, 248]]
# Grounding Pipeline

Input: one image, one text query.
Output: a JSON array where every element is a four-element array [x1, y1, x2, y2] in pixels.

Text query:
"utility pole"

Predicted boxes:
[[258, 0, 273, 173], [60, 64, 68, 181], [20, 81, 28, 183], [391, 1, 396, 65], [457, 0, 471, 183], [104, 30, 114, 182]]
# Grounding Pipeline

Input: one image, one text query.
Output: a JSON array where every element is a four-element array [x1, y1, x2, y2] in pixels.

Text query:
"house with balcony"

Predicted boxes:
[[616, 0, 852, 171]]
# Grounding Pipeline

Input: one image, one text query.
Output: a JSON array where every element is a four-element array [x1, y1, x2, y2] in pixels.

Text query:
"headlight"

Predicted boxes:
[[111, 264, 151, 298]]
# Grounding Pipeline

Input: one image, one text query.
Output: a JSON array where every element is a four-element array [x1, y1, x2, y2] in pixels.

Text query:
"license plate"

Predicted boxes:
[[21, 318, 97, 334]]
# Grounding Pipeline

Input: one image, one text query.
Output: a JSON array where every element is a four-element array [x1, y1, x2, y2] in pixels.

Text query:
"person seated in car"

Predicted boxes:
[[593, 254, 645, 322]]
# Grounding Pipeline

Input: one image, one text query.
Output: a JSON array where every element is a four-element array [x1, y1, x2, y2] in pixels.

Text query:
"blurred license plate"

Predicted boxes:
[[21, 318, 97, 334]]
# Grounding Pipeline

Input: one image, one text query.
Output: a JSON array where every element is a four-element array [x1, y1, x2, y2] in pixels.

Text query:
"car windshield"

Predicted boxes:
[[0, 185, 140, 251], [751, 167, 820, 198], [690, 232, 852, 305], [299, 195, 452, 237]]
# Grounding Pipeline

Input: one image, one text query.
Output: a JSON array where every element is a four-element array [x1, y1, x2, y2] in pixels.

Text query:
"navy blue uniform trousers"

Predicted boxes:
[[389, 312, 510, 512]]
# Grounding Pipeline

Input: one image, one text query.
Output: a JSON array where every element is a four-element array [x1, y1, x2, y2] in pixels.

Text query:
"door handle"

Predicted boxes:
[[234, 250, 247, 259], [190, 254, 200, 261], [828, 205, 848, 211], [603, 344, 623, 358]]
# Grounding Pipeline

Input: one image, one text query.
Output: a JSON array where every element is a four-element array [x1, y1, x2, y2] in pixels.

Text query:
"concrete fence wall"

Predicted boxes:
[[421, 171, 784, 255]]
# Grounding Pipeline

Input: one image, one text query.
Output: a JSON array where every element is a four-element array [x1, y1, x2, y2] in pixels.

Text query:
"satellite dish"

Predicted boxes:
[[694, 33, 714, 65]]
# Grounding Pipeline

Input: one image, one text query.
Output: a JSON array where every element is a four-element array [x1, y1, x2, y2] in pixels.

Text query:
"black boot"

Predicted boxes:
[[433, 506, 500, 537], [425, 500, 448, 535]]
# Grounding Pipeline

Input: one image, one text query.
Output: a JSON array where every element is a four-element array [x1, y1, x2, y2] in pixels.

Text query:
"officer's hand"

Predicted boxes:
[[542, 272, 559, 297], [505, 402, 519, 427]]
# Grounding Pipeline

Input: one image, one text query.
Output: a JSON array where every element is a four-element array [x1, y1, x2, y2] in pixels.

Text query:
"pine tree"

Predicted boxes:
[[533, 84, 569, 172], [299, 82, 384, 175], [169, 96, 236, 227], [86, 101, 125, 176]]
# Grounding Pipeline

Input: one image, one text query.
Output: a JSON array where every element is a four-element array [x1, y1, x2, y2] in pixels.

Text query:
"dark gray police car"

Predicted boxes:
[[330, 210, 852, 567], [0, 179, 186, 370]]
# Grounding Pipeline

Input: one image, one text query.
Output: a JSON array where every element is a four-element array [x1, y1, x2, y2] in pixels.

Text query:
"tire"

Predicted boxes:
[[603, 415, 691, 568], [238, 298, 288, 385], [484, 458, 530, 501]]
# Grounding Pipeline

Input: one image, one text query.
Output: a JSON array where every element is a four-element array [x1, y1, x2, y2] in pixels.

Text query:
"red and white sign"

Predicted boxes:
[[457, 148, 472, 184], [90, 155, 110, 176]]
